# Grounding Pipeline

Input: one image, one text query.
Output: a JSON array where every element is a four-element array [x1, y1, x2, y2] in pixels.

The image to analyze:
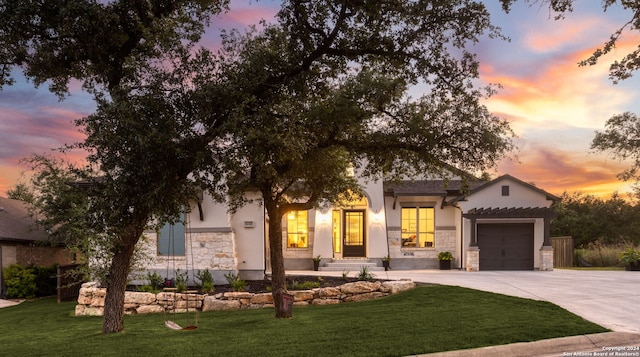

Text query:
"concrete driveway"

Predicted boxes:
[[292, 269, 640, 333]]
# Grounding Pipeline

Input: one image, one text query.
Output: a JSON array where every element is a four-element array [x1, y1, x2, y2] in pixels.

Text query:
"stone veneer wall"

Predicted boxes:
[[75, 280, 416, 316], [386, 228, 457, 270], [141, 230, 238, 275]]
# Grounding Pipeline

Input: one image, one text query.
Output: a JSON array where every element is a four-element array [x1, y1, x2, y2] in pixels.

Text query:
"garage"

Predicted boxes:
[[477, 223, 534, 270]]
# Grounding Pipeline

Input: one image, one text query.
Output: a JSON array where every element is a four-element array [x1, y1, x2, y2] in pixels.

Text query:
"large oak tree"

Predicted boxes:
[[203, 1, 514, 317], [0, 0, 228, 333]]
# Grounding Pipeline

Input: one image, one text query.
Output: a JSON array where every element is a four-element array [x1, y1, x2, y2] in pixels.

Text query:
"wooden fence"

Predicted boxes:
[[551, 236, 574, 267], [57, 264, 85, 303]]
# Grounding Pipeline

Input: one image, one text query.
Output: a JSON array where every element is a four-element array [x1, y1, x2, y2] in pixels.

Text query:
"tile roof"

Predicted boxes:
[[0, 197, 49, 242]]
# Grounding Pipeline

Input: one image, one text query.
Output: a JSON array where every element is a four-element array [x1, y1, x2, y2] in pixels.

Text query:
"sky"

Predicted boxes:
[[1, 1, 640, 199]]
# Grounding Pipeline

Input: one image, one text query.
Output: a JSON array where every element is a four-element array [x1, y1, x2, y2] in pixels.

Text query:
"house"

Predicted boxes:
[[140, 173, 559, 283], [0, 197, 75, 297]]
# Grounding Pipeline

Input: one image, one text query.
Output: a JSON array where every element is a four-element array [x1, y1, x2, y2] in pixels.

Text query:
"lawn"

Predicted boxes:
[[0, 285, 607, 356]]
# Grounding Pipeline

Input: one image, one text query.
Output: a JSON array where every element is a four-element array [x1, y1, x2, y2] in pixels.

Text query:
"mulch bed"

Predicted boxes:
[[214, 275, 379, 294]]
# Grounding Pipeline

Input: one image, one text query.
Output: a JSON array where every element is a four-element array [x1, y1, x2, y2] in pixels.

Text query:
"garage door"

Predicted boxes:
[[477, 223, 534, 270]]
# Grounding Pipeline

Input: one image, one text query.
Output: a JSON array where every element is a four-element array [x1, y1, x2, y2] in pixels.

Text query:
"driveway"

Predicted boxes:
[[292, 269, 640, 333]]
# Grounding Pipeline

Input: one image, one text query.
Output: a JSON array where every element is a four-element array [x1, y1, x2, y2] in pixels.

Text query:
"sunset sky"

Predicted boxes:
[[1, 1, 640, 198]]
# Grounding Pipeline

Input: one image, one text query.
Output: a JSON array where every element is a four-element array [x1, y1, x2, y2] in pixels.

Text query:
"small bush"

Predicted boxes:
[[356, 266, 376, 281], [196, 269, 215, 294], [289, 280, 320, 290], [32, 265, 57, 297], [575, 241, 640, 267], [3, 264, 37, 299], [224, 272, 246, 292]]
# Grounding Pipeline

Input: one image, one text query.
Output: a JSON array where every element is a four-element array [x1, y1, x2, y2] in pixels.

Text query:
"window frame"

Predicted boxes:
[[286, 210, 309, 248], [157, 214, 186, 256], [400, 206, 435, 249]]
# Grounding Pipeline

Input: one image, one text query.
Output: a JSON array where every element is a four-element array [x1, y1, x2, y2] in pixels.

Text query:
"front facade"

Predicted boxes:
[[140, 174, 558, 283]]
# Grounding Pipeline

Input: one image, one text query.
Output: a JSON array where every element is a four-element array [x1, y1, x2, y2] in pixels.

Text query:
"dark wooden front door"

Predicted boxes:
[[343, 210, 366, 257], [477, 223, 534, 270]]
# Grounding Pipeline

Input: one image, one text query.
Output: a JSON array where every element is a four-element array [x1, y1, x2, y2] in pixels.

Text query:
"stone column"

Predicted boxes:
[[466, 246, 480, 272], [539, 246, 554, 271]]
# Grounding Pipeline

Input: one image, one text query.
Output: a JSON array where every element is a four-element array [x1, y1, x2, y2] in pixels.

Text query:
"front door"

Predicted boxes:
[[343, 210, 366, 257]]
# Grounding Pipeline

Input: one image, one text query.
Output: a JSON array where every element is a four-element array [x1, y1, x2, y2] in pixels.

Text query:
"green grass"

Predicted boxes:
[[0, 286, 607, 356]]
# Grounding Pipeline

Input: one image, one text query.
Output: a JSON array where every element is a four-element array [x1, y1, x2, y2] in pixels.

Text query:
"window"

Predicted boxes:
[[401, 207, 435, 248], [502, 185, 510, 196], [158, 216, 185, 256], [287, 210, 308, 248]]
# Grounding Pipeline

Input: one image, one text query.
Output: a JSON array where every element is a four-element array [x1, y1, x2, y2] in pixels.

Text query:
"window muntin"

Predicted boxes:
[[158, 215, 186, 256], [287, 210, 308, 248], [401, 207, 435, 248]]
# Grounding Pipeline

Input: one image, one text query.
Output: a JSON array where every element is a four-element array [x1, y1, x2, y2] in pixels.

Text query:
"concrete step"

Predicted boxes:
[[319, 260, 384, 272]]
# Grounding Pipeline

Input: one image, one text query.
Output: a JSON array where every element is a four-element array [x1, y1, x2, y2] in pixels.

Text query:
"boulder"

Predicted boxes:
[[202, 297, 242, 311], [340, 281, 382, 294], [125, 291, 156, 305], [311, 298, 341, 305], [137, 305, 165, 314], [291, 290, 314, 302], [343, 291, 386, 303], [250, 293, 273, 305], [316, 287, 341, 298], [381, 280, 416, 294]]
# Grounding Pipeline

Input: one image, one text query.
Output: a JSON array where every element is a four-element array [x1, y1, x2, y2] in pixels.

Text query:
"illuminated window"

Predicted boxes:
[[287, 210, 308, 248], [158, 214, 185, 256], [401, 207, 434, 248]]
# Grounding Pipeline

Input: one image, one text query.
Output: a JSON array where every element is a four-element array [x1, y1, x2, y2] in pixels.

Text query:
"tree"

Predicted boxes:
[[205, 1, 514, 317], [500, 0, 640, 83], [551, 191, 640, 246], [0, 0, 228, 333], [591, 112, 640, 189], [6, 183, 34, 203]]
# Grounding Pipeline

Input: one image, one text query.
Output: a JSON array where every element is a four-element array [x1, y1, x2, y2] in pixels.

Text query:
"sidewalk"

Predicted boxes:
[[0, 299, 23, 308], [420, 332, 640, 357]]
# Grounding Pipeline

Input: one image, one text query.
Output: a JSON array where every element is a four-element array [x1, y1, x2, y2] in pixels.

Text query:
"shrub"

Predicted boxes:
[[196, 269, 215, 294], [289, 280, 320, 290], [224, 272, 246, 292], [146, 271, 164, 291], [356, 266, 376, 281], [3, 264, 37, 299], [31, 265, 57, 297]]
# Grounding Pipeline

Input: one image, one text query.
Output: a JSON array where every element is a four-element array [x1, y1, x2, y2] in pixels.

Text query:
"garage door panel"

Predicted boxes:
[[477, 223, 534, 270]]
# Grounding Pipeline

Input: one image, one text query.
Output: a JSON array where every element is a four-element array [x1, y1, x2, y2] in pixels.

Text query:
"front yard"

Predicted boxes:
[[0, 285, 607, 356]]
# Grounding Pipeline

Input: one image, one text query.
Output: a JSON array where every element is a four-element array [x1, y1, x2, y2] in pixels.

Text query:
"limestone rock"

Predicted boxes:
[[137, 305, 165, 314], [250, 293, 273, 305], [340, 281, 381, 294], [316, 287, 341, 298], [311, 298, 340, 305], [343, 291, 386, 302], [202, 297, 242, 311], [125, 291, 156, 305], [381, 280, 415, 294], [291, 290, 314, 301]]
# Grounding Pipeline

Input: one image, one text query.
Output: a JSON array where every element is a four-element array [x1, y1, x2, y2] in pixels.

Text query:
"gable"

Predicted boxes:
[[458, 174, 558, 210]]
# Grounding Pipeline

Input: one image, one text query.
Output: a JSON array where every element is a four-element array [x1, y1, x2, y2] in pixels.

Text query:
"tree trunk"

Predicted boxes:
[[266, 203, 291, 318], [102, 232, 139, 333]]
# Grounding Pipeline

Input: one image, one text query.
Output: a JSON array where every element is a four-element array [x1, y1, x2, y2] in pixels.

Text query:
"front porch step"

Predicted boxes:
[[319, 259, 385, 272]]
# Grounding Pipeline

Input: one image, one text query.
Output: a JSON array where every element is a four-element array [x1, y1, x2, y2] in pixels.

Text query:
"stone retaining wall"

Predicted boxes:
[[75, 280, 416, 316]]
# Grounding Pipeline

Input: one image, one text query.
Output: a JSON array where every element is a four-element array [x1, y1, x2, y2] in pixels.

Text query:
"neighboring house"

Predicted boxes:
[[141, 174, 559, 283], [0, 197, 75, 297]]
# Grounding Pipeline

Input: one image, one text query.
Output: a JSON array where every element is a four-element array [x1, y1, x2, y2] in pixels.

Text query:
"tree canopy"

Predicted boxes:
[[203, 1, 514, 317], [500, 0, 640, 83], [1, 0, 515, 326]]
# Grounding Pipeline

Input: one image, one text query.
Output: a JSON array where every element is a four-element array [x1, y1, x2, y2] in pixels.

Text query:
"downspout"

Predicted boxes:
[[263, 204, 269, 278], [458, 206, 464, 270]]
